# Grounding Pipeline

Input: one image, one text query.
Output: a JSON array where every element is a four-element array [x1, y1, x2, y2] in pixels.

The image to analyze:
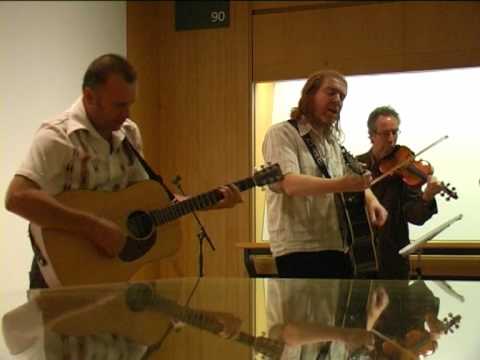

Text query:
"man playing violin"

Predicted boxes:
[[357, 106, 444, 279]]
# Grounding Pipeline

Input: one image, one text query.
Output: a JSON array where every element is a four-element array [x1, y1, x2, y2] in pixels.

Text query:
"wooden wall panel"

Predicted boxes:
[[252, 1, 330, 12], [251, 1, 373, 13], [127, 1, 252, 279], [127, 1, 252, 359], [253, 1, 480, 81]]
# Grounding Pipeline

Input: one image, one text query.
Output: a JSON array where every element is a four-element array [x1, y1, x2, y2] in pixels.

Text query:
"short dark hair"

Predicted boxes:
[[367, 105, 400, 137], [82, 53, 137, 90]]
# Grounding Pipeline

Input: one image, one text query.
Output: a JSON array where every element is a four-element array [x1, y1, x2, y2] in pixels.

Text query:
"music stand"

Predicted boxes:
[[399, 214, 463, 278]]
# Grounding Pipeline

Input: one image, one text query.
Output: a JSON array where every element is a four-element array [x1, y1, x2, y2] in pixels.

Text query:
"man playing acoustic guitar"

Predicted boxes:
[[262, 70, 388, 278], [5, 54, 242, 289]]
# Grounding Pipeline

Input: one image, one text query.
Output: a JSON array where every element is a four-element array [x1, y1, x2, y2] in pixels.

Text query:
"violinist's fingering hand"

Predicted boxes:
[[423, 176, 443, 201]]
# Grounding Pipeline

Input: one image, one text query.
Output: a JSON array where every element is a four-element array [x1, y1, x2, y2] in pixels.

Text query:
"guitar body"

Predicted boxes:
[[342, 191, 378, 277], [30, 180, 182, 287], [5, 280, 285, 356], [32, 284, 173, 347], [341, 279, 373, 328], [29, 164, 284, 287]]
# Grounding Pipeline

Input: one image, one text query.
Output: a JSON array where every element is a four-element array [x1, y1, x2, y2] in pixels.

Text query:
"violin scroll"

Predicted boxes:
[[442, 313, 461, 334], [439, 183, 458, 201]]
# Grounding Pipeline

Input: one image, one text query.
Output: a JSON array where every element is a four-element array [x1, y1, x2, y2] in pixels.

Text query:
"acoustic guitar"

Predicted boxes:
[[126, 283, 285, 359], [30, 164, 283, 287], [3, 282, 284, 358], [340, 146, 379, 277]]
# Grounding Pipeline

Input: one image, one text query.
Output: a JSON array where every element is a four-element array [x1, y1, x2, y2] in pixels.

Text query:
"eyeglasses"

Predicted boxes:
[[375, 129, 401, 137]]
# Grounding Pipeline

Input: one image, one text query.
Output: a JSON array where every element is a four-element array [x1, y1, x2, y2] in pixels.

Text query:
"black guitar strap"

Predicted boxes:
[[124, 138, 176, 202], [287, 120, 350, 248]]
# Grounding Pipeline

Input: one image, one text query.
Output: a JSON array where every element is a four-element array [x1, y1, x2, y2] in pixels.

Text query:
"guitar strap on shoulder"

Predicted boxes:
[[124, 138, 176, 201], [287, 120, 331, 177], [287, 120, 350, 248]]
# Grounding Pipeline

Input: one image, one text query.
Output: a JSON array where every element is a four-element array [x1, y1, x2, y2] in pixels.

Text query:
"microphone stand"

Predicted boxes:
[[414, 249, 424, 280], [172, 175, 215, 278]]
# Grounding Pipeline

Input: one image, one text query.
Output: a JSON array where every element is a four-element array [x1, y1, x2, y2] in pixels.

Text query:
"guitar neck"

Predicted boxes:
[[155, 297, 257, 347], [150, 177, 255, 225]]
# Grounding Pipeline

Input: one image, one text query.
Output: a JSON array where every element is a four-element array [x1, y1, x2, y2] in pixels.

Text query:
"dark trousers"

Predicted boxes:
[[275, 250, 353, 278], [29, 257, 49, 289]]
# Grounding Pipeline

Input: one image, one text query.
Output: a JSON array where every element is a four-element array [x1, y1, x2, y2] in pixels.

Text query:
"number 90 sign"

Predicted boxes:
[[176, 2, 230, 31], [210, 10, 226, 23]]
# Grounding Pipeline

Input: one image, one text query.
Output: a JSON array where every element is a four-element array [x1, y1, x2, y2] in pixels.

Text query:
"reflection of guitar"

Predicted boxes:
[[30, 164, 283, 287], [340, 146, 378, 277], [126, 283, 285, 359]]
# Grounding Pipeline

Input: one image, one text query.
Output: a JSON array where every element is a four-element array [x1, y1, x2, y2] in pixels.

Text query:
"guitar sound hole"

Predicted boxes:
[[127, 210, 154, 240]]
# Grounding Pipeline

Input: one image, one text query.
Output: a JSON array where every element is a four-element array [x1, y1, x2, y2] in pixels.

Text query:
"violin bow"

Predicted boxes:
[[370, 328, 418, 360]]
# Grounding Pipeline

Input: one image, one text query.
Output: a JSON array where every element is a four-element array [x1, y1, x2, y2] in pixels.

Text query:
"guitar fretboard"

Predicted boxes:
[[153, 296, 282, 358], [149, 177, 255, 225]]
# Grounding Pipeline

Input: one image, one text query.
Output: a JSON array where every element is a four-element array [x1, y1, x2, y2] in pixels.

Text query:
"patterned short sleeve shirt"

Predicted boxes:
[[16, 97, 148, 195]]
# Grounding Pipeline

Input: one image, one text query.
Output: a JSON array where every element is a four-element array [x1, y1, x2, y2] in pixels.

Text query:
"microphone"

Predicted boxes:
[[172, 175, 182, 187], [125, 283, 155, 312], [170, 174, 216, 277]]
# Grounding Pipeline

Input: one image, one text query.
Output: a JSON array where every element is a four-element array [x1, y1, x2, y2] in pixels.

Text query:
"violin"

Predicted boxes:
[[380, 313, 461, 360], [377, 145, 458, 201]]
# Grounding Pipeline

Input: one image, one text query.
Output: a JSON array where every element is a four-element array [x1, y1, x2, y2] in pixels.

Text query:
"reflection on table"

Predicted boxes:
[[1, 278, 476, 359]]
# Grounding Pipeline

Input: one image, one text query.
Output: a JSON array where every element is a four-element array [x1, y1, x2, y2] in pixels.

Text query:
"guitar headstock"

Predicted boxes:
[[442, 313, 461, 334], [253, 163, 284, 187], [252, 335, 284, 360], [340, 145, 366, 175], [440, 182, 458, 201]]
